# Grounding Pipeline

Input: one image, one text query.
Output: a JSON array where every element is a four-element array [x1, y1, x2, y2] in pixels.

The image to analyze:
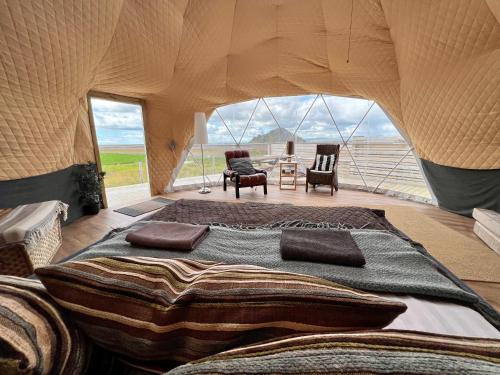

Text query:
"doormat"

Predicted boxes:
[[114, 197, 175, 217]]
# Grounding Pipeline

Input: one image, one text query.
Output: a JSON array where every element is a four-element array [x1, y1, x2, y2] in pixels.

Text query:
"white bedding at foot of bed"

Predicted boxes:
[[385, 294, 499, 338]]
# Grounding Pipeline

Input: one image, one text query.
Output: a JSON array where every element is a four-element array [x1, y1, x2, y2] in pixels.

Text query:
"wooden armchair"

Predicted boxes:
[[306, 144, 340, 196], [223, 150, 267, 199]]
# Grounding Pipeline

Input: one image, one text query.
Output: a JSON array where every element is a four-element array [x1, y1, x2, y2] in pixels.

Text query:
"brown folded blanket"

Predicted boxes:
[[125, 222, 210, 251], [280, 229, 366, 267]]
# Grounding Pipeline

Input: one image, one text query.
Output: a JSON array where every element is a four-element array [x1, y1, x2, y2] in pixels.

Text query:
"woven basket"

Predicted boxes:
[[26, 217, 62, 269], [0, 243, 34, 277], [0, 217, 63, 277]]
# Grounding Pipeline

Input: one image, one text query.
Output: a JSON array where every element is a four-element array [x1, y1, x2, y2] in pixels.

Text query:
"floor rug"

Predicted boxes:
[[382, 206, 500, 283], [114, 197, 175, 217]]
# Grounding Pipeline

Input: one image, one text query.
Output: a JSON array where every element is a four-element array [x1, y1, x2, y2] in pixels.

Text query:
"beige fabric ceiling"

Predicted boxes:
[[1, 0, 499, 194]]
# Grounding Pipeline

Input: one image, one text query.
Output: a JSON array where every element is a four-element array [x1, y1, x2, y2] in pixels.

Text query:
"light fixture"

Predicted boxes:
[[286, 140, 295, 162], [193, 112, 210, 194]]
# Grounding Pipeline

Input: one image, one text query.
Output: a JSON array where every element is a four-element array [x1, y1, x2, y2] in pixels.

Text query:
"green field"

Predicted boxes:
[[100, 153, 146, 165], [100, 152, 226, 187], [100, 145, 268, 188], [177, 156, 226, 179], [100, 152, 149, 187]]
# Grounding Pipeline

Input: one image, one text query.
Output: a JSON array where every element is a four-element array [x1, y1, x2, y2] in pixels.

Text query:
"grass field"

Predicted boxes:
[[99, 144, 271, 188], [100, 152, 146, 165], [100, 152, 148, 187], [100, 150, 227, 187], [177, 156, 226, 179]]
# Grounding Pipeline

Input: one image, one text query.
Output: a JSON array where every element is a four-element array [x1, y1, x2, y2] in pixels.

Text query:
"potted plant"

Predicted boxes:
[[79, 163, 105, 215]]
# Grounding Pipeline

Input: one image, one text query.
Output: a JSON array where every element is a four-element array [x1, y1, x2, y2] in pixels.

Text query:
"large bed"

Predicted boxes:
[[64, 199, 499, 339]]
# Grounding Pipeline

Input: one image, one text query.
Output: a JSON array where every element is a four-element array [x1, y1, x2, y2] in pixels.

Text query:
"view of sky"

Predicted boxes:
[[91, 95, 402, 146], [91, 98, 145, 146]]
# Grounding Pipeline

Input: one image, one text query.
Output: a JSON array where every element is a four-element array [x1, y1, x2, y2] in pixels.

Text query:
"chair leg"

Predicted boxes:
[[263, 183, 267, 195], [334, 184, 338, 192], [223, 176, 227, 191], [305, 182, 308, 192], [331, 184, 334, 196], [235, 184, 240, 199]]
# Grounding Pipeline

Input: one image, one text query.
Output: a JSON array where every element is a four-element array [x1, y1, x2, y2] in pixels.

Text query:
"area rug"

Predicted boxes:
[[381, 206, 500, 283], [114, 197, 175, 217]]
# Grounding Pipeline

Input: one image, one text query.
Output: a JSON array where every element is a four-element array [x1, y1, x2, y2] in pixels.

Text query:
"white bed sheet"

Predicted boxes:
[[385, 294, 499, 338]]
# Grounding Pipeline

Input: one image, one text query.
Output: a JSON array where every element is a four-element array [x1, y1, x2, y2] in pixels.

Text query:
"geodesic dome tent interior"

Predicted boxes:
[[1, 0, 499, 221]]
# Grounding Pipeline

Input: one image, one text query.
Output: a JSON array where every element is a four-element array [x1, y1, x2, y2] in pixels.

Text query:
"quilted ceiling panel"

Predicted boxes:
[[0, 0, 498, 194]]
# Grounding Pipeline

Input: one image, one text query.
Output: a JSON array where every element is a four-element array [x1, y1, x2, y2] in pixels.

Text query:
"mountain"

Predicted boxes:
[[249, 128, 304, 143]]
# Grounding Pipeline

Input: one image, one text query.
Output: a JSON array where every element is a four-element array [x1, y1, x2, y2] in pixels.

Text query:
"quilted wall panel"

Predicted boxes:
[[381, 0, 500, 169], [0, 0, 124, 180], [0, 0, 498, 198]]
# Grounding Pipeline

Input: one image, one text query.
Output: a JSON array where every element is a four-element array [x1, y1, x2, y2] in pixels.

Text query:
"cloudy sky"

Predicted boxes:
[[91, 98, 145, 146], [91, 95, 402, 146]]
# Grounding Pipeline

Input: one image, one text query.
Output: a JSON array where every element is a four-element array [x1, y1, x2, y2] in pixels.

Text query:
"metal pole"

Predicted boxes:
[[199, 143, 211, 193], [138, 161, 143, 183], [201, 144, 205, 187]]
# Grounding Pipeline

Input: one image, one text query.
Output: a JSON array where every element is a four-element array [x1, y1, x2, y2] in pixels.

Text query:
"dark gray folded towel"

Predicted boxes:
[[125, 222, 209, 251], [280, 229, 366, 267]]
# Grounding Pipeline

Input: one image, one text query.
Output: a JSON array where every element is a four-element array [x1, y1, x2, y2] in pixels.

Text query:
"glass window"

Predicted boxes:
[[175, 94, 431, 201]]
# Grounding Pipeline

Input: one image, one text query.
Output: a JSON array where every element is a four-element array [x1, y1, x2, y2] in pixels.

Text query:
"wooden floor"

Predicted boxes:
[[57, 185, 499, 310]]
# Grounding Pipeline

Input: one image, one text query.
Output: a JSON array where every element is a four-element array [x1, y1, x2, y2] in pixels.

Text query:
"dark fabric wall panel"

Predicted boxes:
[[0, 164, 90, 224], [421, 159, 500, 216]]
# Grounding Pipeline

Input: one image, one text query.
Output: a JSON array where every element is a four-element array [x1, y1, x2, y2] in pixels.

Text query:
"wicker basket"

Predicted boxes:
[[0, 217, 63, 277]]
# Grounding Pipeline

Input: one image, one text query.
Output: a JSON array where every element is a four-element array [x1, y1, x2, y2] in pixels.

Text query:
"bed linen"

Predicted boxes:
[[68, 221, 499, 333], [36, 257, 406, 363], [149, 199, 404, 235], [0, 276, 91, 375], [166, 330, 500, 375]]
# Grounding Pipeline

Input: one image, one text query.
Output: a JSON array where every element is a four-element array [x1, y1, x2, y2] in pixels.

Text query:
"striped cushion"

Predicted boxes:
[[314, 154, 336, 171], [168, 330, 500, 375], [0, 276, 90, 375], [35, 257, 406, 363]]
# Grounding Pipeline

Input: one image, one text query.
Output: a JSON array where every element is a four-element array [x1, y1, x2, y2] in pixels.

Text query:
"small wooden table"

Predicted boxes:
[[279, 161, 297, 190]]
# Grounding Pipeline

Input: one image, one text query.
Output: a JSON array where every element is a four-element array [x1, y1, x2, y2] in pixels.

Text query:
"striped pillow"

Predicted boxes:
[[168, 330, 500, 375], [0, 276, 90, 375], [35, 257, 406, 363], [314, 153, 336, 171]]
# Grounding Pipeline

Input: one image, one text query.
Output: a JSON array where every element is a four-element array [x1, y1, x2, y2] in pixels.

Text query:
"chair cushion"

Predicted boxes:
[[314, 154, 336, 172], [167, 330, 500, 375], [228, 157, 256, 175], [0, 276, 90, 375], [225, 150, 250, 161], [36, 257, 406, 363], [232, 172, 267, 186]]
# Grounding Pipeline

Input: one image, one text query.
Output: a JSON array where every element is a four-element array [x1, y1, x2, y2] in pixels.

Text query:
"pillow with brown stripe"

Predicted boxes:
[[168, 330, 500, 375], [0, 276, 90, 375], [35, 257, 406, 363]]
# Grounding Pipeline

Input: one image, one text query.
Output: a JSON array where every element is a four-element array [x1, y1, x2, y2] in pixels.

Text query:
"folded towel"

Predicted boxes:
[[125, 222, 209, 251], [280, 229, 365, 267]]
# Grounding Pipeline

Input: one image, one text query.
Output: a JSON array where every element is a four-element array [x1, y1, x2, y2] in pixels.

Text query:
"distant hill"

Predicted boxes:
[[249, 128, 304, 143]]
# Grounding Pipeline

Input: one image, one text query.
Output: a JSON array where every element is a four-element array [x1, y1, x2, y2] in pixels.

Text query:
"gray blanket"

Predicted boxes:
[[69, 221, 499, 328]]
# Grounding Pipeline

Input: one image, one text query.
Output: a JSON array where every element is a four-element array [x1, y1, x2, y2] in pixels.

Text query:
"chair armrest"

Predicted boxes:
[[224, 169, 238, 178], [254, 168, 267, 175]]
